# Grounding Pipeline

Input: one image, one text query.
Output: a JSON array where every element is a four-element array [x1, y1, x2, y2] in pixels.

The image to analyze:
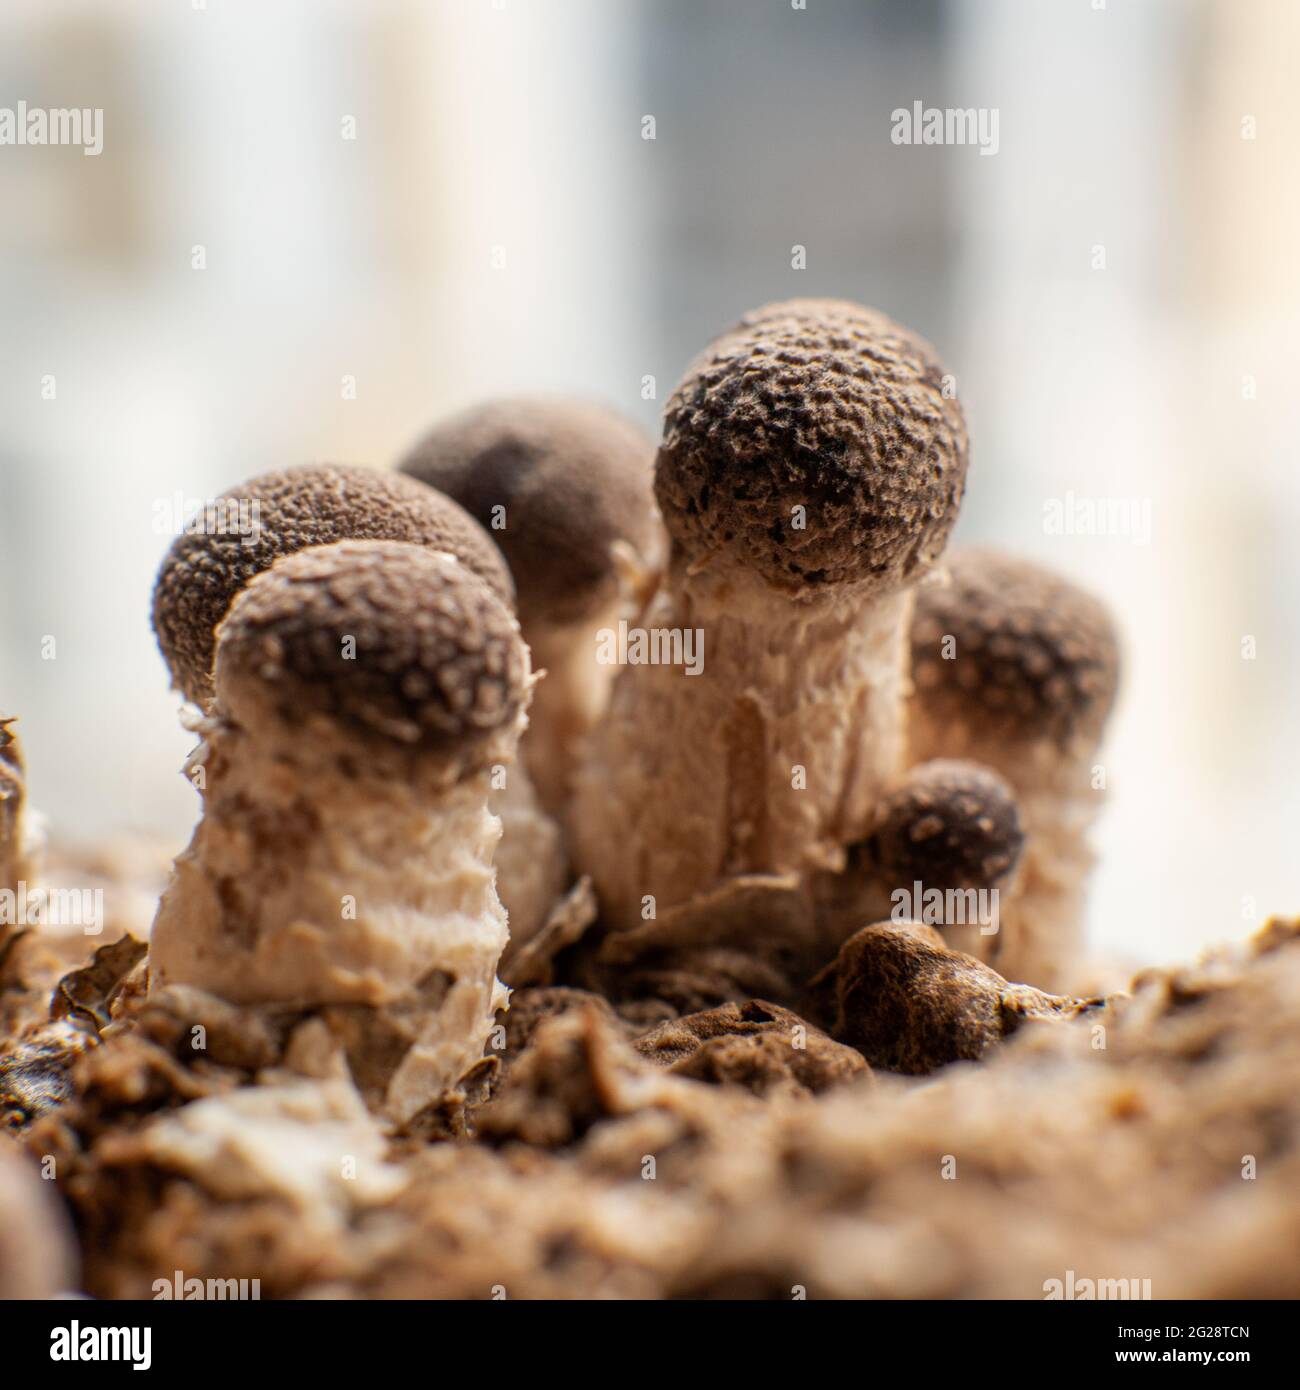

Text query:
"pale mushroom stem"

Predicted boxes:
[[904, 719, 1103, 991], [574, 570, 912, 933], [990, 776, 1100, 988], [492, 756, 567, 965], [524, 603, 625, 815], [151, 722, 510, 1123]]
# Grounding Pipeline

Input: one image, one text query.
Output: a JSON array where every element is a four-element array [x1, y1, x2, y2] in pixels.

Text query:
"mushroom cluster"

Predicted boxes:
[[0, 294, 1144, 1304], [135, 295, 1117, 1132], [570, 301, 1116, 1008]]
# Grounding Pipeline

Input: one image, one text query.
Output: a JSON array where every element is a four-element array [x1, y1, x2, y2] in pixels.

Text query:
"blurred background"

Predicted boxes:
[[1, 0, 1296, 969]]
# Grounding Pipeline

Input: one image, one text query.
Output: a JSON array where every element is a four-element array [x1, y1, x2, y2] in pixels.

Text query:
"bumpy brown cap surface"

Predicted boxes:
[[153, 464, 513, 705], [399, 398, 661, 629], [656, 298, 968, 594], [214, 541, 526, 770], [911, 548, 1121, 751], [865, 759, 1024, 893]]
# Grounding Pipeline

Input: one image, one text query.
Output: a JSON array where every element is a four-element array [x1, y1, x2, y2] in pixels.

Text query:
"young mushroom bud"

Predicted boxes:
[[572, 298, 968, 933], [398, 397, 663, 813], [149, 540, 530, 1122], [909, 548, 1121, 989], [152, 463, 513, 708], [814, 921, 1103, 1075], [817, 759, 1025, 959]]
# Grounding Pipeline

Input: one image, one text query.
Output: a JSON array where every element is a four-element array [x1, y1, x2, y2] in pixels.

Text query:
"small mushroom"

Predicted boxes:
[[491, 761, 568, 967], [152, 463, 513, 709], [148, 540, 530, 1122], [909, 548, 1121, 988], [572, 298, 969, 932], [817, 758, 1025, 959], [818, 920, 1103, 1074], [398, 397, 664, 813]]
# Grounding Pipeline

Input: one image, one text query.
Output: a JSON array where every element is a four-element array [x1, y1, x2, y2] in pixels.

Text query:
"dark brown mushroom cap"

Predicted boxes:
[[214, 541, 527, 771], [911, 548, 1121, 752], [864, 759, 1024, 893], [153, 464, 514, 706], [655, 298, 968, 595], [398, 398, 660, 630]]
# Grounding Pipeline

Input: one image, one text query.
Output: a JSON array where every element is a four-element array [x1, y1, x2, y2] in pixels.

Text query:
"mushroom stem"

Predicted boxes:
[[493, 757, 567, 966], [524, 600, 626, 815], [151, 729, 509, 1120], [574, 566, 913, 932]]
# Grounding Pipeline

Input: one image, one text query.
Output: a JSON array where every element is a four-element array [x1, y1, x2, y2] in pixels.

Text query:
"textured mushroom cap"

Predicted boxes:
[[911, 548, 1121, 752], [153, 464, 513, 706], [399, 398, 661, 629], [656, 298, 968, 595], [866, 759, 1024, 893], [214, 541, 527, 774]]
